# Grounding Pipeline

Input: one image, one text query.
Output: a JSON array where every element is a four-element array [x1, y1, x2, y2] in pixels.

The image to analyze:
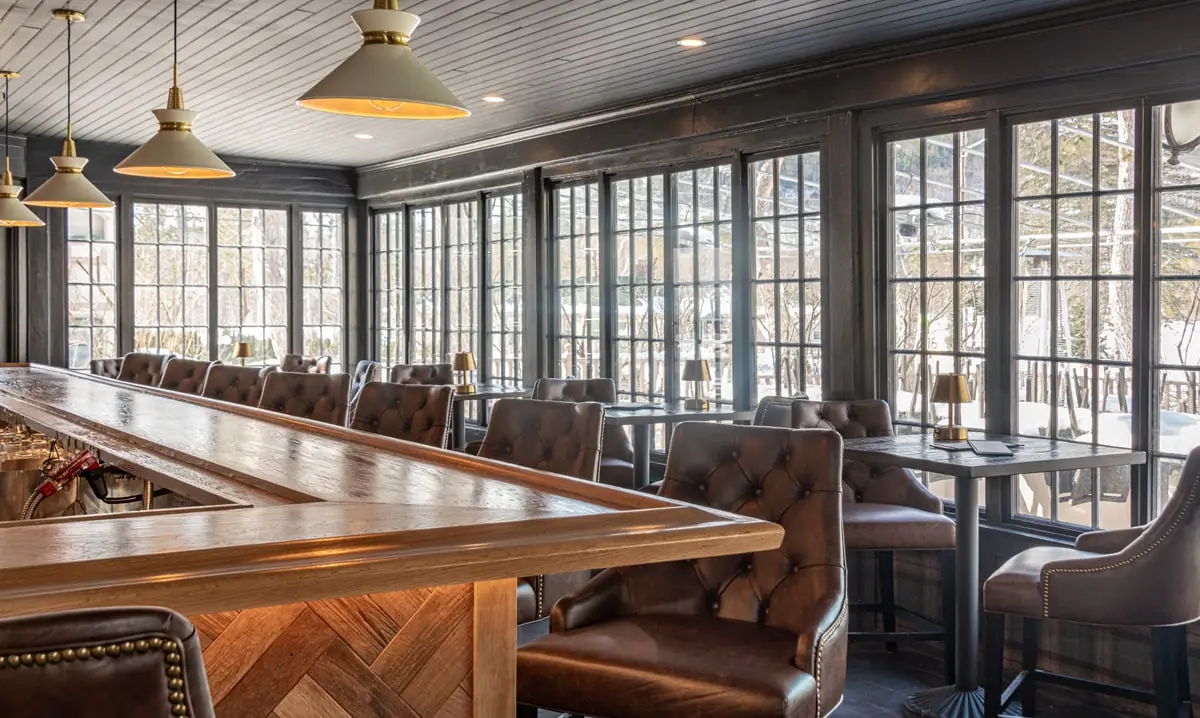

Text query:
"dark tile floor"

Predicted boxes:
[[540, 643, 1155, 717]]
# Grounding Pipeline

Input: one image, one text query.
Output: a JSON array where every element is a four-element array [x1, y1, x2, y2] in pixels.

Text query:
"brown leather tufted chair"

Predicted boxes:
[[257, 372, 350, 426], [89, 357, 123, 380], [157, 358, 218, 395], [200, 365, 277, 407], [389, 363, 454, 385], [478, 398, 605, 629], [116, 353, 173, 387], [279, 353, 332, 374], [348, 382, 454, 448], [793, 399, 955, 680], [518, 422, 848, 718], [348, 360, 381, 405], [0, 606, 214, 718], [983, 445, 1200, 718], [757, 394, 805, 427], [532, 378, 636, 488]]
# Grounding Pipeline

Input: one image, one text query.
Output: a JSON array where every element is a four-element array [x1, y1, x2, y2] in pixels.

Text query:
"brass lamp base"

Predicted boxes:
[[934, 425, 969, 441], [456, 383, 476, 395], [683, 398, 709, 411]]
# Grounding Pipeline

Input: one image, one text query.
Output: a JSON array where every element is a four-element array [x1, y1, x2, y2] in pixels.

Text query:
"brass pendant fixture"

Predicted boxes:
[[297, 0, 468, 120], [24, 9, 111, 209], [0, 72, 44, 228], [115, 0, 233, 179]]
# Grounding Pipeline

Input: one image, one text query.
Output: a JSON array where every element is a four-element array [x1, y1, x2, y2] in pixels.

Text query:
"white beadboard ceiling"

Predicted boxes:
[[0, 0, 1087, 168]]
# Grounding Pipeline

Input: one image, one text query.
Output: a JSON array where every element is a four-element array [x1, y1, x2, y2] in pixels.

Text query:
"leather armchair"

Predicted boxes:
[[478, 398, 605, 626], [200, 365, 276, 407], [157, 358, 217, 395], [0, 606, 214, 718], [793, 399, 954, 678], [348, 360, 381, 406], [755, 394, 804, 427], [532, 378, 636, 488], [257, 372, 350, 426], [89, 357, 123, 380], [389, 363, 453, 385], [984, 446, 1200, 718], [518, 422, 848, 718], [348, 382, 454, 447], [116, 352, 173, 387], [279, 354, 332, 374]]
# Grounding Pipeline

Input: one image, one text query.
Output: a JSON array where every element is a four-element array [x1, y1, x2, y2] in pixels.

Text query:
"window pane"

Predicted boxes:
[[301, 210, 345, 372], [215, 207, 288, 366], [487, 193, 524, 384], [553, 183, 601, 379], [67, 207, 117, 370], [375, 210, 405, 364]]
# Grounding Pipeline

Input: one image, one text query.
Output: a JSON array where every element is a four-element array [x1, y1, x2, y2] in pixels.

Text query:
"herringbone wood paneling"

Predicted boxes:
[[193, 581, 503, 718]]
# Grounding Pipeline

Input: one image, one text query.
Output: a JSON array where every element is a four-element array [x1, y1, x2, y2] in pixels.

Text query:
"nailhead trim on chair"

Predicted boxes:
[[0, 635, 192, 716], [1041, 476, 1199, 618], [814, 596, 848, 718]]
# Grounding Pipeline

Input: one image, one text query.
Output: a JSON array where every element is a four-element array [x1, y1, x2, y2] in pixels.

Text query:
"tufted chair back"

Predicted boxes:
[[348, 382, 455, 448], [157, 358, 217, 395], [279, 354, 332, 374], [792, 398, 942, 512], [349, 360, 381, 397], [116, 353, 173, 387], [755, 395, 802, 427], [389, 363, 454, 385], [477, 398, 604, 482], [89, 358, 123, 380], [0, 606, 215, 718], [532, 378, 633, 462], [257, 372, 350, 426], [200, 366, 276, 407]]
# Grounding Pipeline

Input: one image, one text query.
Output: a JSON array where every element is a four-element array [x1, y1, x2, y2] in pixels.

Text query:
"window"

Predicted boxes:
[[673, 165, 734, 405], [487, 193, 523, 384], [445, 201, 478, 362], [301, 210, 345, 371], [216, 207, 289, 366], [886, 130, 987, 503], [553, 183, 601, 379], [750, 152, 823, 400], [613, 174, 667, 410], [1154, 102, 1200, 510], [132, 202, 209, 359], [409, 205, 443, 364], [1013, 111, 1136, 529], [375, 210, 405, 365], [66, 207, 117, 369]]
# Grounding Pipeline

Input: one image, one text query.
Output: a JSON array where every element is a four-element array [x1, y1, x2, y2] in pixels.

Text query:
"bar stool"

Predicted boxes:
[[348, 381, 454, 448], [389, 363, 453, 385], [116, 352, 173, 386], [257, 371, 350, 426], [200, 365, 276, 407], [88, 357, 123, 379], [158, 358, 218, 394], [983, 445, 1200, 718], [532, 378, 636, 488], [0, 606, 215, 718], [347, 359, 382, 413]]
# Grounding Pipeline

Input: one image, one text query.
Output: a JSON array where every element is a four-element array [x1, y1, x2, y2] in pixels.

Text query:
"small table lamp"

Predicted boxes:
[[682, 359, 711, 411], [452, 351, 477, 395], [233, 342, 252, 367], [932, 373, 971, 441]]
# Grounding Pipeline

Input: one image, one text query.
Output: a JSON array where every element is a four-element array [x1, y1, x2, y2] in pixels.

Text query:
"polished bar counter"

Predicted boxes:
[[0, 365, 782, 717]]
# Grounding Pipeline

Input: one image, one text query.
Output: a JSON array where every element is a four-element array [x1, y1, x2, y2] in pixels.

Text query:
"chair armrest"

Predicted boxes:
[[1074, 526, 1144, 554], [861, 465, 945, 514], [789, 574, 848, 716], [550, 561, 708, 633]]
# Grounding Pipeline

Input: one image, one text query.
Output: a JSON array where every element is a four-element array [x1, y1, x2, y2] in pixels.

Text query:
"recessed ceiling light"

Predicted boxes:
[[481, 95, 506, 104], [677, 37, 707, 48], [354, 133, 373, 140]]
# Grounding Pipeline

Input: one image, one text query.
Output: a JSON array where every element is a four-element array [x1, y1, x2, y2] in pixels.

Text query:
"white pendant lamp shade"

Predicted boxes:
[[297, 2, 468, 120], [0, 71, 43, 227], [25, 9, 111, 209], [116, 0, 233, 180], [24, 143, 111, 209], [116, 100, 234, 179]]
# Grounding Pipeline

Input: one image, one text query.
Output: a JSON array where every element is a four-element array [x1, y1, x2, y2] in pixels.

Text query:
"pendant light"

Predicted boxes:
[[297, 0, 469, 120], [24, 9, 111, 209], [115, 0, 233, 179], [0, 72, 44, 228]]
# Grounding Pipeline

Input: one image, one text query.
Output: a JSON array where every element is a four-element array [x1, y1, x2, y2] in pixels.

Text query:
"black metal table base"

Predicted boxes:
[[903, 686, 1020, 718]]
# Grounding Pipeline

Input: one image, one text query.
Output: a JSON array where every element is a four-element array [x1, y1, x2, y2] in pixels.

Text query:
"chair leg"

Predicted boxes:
[[1152, 625, 1189, 718], [984, 611, 1006, 718], [878, 550, 897, 652], [940, 549, 956, 685], [1021, 618, 1040, 717], [515, 705, 539, 718]]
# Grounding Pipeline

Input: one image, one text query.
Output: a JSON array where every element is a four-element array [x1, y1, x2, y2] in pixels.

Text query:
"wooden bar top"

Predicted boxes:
[[0, 366, 782, 618]]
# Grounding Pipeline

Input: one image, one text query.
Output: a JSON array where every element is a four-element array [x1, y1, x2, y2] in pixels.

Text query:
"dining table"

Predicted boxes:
[[841, 433, 1147, 718]]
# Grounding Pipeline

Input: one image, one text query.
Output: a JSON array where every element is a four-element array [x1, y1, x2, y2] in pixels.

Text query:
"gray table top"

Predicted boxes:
[[601, 401, 756, 426], [841, 433, 1147, 478], [453, 384, 532, 402]]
